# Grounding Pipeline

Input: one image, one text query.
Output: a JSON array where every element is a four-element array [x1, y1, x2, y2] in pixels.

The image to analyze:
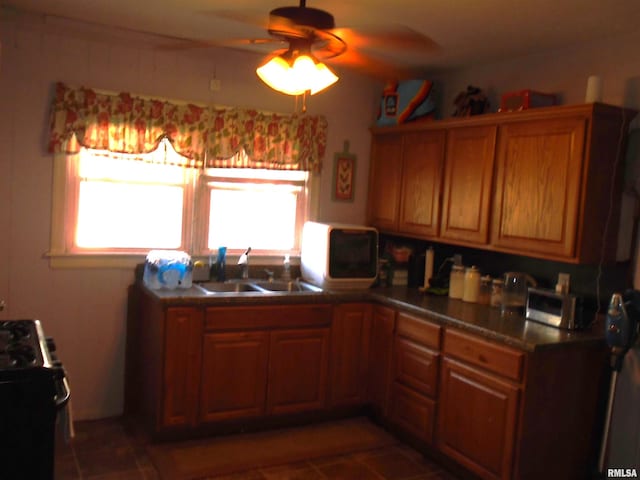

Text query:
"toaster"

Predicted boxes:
[[525, 287, 585, 330]]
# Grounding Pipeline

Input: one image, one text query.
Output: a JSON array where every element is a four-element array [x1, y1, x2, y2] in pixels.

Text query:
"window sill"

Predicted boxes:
[[46, 252, 301, 269], [47, 252, 147, 269]]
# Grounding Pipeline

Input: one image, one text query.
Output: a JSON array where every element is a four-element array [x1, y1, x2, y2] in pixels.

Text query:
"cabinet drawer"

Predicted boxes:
[[391, 382, 436, 444], [205, 304, 332, 331], [394, 337, 439, 398], [443, 329, 524, 382], [397, 312, 441, 349]]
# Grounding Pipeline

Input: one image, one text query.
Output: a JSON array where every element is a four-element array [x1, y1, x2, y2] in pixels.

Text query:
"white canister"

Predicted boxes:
[[449, 265, 465, 299], [463, 266, 481, 303], [585, 75, 603, 103]]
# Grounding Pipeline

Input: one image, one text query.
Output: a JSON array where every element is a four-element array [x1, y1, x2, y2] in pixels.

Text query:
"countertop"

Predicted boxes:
[[141, 283, 605, 353]]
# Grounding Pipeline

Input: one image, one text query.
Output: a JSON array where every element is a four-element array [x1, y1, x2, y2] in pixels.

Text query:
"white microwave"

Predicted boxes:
[[300, 221, 378, 290]]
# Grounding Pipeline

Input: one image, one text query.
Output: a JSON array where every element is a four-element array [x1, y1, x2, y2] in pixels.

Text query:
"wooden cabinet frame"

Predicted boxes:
[[369, 103, 636, 263]]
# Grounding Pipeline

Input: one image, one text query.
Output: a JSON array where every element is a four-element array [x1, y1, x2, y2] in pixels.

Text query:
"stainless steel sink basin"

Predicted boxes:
[[194, 281, 262, 294], [250, 280, 323, 293], [194, 279, 323, 295]]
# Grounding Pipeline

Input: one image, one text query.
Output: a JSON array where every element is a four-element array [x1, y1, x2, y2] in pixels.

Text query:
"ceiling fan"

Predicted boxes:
[[174, 1, 439, 95]]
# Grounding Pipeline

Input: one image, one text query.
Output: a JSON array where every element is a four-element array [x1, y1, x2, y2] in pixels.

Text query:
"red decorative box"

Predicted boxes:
[[499, 90, 557, 112]]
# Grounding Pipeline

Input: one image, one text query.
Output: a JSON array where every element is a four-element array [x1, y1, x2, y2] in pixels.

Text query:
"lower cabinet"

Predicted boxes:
[[329, 303, 372, 407], [267, 328, 330, 415], [367, 305, 396, 418], [390, 312, 441, 444], [200, 331, 269, 423], [162, 307, 204, 428], [128, 288, 606, 480], [437, 358, 520, 480], [436, 328, 523, 480]]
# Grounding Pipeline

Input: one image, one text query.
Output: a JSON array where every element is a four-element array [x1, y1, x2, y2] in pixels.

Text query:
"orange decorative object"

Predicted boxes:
[[499, 90, 557, 112]]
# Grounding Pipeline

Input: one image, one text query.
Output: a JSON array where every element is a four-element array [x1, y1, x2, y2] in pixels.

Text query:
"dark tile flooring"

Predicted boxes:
[[54, 417, 463, 480]]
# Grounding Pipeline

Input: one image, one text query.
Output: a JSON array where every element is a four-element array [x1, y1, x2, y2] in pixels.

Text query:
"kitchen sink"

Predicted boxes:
[[194, 279, 324, 295], [193, 281, 263, 294], [250, 280, 323, 293]]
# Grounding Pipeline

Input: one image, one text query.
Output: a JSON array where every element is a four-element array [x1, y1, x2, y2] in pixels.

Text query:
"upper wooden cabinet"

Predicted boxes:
[[368, 103, 636, 263], [368, 135, 403, 230], [368, 130, 445, 237], [440, 125, 497, 244], [398, 131, 446, 237], [492, 117, 586, 259]]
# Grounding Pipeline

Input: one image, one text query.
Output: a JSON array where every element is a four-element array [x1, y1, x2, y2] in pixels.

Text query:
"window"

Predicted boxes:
[[49, 139, 311, 267]]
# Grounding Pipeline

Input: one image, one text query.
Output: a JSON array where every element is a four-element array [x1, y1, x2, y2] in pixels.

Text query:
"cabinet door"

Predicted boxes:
[[491, 117, 586, 258], [437, 358, 520, 480], [162, 307, 204, 428], [368, 135, 403, 230], [200, 331, 269, 423], [267, 328, 330, 415], [391, 382, 436, 444], [398, 131, 446, 237], [394, 337, 439, 399], [440, 125, 497, 245], [329, 303, 372, 407], [367, 305, 396, 418]]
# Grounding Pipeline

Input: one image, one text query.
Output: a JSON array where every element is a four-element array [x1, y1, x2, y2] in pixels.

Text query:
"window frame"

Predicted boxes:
[[48, 150, 315, 269], [193, 169, 309, 258]]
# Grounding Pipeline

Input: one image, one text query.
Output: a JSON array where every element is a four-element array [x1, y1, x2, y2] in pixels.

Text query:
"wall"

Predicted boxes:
[[0, 10, 381, 419], [432, 28, 640, 117]]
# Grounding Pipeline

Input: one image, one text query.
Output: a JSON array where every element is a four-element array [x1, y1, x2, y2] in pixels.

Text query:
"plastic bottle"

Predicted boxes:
[[216, 246, 227, 282], [449, 265, 465, 299]]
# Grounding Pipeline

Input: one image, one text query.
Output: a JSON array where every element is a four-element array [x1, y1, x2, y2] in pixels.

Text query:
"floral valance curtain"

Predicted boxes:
[[48, 82, 327, 172]]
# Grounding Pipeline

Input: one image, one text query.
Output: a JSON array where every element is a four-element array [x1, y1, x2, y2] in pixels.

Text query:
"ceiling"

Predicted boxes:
[[3, 0, 640, 76]]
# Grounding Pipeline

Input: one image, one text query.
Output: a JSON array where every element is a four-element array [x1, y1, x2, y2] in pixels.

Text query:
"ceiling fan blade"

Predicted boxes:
[[200, 9, 270, 29], [325, 48, 422, 80], [332, 25, 440, 53], [157, 37, 284, 52]]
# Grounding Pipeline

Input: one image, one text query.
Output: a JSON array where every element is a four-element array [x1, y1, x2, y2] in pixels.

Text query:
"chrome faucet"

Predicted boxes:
[[238, 247, 251, 279]]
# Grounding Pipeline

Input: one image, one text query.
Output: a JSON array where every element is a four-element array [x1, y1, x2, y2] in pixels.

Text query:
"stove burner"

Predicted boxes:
[[0, 321, 40, 369], [0, 321, 31, 342]]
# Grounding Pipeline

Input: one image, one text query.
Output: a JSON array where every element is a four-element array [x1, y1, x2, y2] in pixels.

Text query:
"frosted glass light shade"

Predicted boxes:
[[256, 53, 338, 96]]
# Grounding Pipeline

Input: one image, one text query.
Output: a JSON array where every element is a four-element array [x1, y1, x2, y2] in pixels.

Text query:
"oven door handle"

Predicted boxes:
[[55, 376, 71, 410]]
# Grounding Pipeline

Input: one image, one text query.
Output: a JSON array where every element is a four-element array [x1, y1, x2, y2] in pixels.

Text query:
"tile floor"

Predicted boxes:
[[54, 417, 464, 480]]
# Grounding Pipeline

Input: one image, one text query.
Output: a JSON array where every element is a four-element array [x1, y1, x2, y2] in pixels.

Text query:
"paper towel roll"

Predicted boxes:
[[424, 247, 434, 288], [585, 75, 603, 103]]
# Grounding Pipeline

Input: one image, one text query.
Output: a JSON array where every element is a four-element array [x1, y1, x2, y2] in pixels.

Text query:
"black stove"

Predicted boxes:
[[0, 319, 70, 479]]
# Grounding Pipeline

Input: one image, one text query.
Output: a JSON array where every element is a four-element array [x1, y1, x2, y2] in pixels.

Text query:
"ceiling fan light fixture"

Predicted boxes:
[[256, 50, 338, 96]]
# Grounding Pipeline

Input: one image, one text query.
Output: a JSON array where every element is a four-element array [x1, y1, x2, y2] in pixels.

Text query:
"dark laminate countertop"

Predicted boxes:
[[142, 283, 605, 352]]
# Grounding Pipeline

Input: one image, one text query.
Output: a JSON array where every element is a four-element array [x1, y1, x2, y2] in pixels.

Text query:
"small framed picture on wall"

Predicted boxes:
[[332, 141, 356, 202]]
